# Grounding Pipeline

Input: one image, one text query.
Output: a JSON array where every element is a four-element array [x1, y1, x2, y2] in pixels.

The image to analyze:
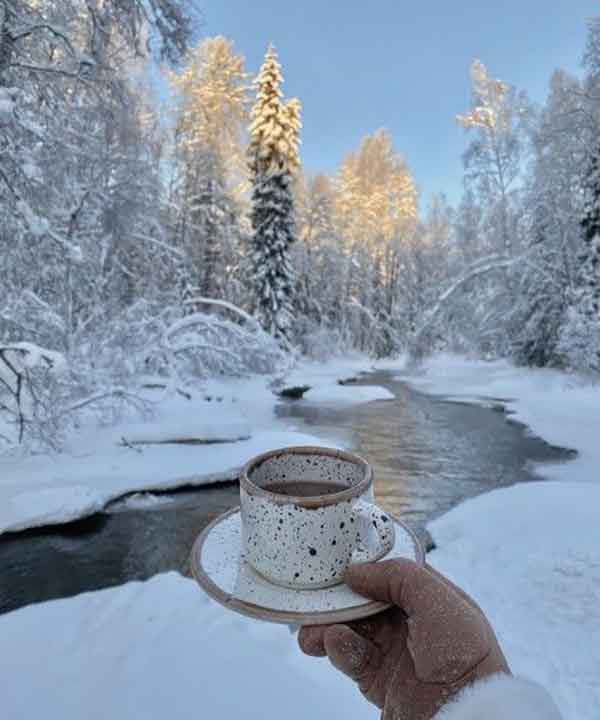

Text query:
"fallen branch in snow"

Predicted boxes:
[[120, 435, 250, 447], [139, 381, 192, 400], [118, 436, 144, 453]]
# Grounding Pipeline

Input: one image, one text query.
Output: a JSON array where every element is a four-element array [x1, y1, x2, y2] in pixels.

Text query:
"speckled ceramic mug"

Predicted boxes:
[[240, 446, 395, 590]]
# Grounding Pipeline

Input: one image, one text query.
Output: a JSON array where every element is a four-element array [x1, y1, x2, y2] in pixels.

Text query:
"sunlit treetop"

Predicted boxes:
[[170, 36, 250, 190], [456, 59, 513, 133], [249, 45, 302, 176], [334, 129, 418, 247]]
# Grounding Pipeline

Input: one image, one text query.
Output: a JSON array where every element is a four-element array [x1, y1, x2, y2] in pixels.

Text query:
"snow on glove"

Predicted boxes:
[[298, 558, 510, 720]]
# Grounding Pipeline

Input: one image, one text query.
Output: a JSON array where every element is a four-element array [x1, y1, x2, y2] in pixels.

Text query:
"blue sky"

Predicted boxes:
[[198, 1, 598, 208]]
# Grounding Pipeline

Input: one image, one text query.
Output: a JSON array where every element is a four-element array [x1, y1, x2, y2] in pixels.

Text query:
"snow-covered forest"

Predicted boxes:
[[2, 1, 600, 450], [2, 6, 600, 720]]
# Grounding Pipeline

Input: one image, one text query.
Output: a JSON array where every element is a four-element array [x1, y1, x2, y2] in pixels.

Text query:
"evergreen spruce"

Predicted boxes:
[[248, 45, 301, 341]]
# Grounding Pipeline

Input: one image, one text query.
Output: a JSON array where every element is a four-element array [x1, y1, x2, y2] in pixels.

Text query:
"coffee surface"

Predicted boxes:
[[264, 480, 348, 498]]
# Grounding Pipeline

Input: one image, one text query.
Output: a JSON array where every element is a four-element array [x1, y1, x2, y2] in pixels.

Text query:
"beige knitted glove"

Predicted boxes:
[[298, 559, 510, 720]]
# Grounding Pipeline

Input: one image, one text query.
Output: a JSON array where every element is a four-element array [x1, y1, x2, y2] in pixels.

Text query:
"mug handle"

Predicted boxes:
[[350, 499, 395, 563]]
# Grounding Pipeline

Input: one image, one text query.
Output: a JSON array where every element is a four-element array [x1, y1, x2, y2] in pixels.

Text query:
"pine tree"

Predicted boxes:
[[248, 45, 301, 342]]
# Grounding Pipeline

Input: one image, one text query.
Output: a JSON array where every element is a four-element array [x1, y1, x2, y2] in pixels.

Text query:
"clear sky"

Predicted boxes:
[[198, 1, 599, 208]]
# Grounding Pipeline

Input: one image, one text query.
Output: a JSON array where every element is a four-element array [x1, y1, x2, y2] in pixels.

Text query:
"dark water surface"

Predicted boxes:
[[0, 372, 574, 615]]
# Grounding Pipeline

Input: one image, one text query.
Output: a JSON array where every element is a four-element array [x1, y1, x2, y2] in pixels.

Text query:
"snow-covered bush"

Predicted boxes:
[[73, 296, 287, 383], [293, 318, 354, 361], [0, 297, 290, 451], [150, 298, 289, 381], [0, 343, 68, 448], [556, 307, 600, 373], [0, 342, 152, 451]]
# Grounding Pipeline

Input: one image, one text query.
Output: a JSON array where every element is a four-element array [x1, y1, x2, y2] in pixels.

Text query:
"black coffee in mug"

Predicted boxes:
[[264, 480, 348, 498]]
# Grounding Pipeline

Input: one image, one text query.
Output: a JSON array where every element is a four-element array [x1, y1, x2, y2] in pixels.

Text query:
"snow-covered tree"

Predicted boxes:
[[0, 0, 197, 447], [445, 60, 532, 358], [248, 45, 301, 342], [509, 70, 583, 366], [456, 60, 529, 257], [170, 36, 249, 190], [326, 130, 418, 353], [511, 20, 600, 372], [334, 129, 417, 249], [558, 141, 600, 371], [168, 36, 249, 299], [290, 172, 355, 355]]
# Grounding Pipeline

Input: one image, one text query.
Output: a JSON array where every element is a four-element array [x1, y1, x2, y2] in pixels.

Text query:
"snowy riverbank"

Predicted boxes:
[[429, 482, 600, 718], [395, 353, 600, 717], [0, 357, 390, 535], [393, 353, 600, 483]]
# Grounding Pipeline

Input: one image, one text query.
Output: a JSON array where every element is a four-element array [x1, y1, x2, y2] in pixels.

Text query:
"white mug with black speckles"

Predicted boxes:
[[240, 446, 395, 590]]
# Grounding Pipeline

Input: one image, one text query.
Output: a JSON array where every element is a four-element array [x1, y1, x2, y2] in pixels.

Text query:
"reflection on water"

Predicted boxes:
[[0, 372, 574, 616], [277, 373, 573, 531]]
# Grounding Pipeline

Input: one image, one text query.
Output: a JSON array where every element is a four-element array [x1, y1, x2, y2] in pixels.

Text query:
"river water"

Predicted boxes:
[[0, 372, 574, 615]]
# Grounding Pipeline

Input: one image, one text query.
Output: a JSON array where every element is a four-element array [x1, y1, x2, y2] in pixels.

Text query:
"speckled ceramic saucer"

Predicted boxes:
[[190, 507, 424, 625]]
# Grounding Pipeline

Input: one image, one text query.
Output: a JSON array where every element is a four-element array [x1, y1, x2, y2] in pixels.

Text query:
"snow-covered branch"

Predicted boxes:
[[183, 297, 261, 329], [411, 255, 518, 359], [11, 23, 77, 57]]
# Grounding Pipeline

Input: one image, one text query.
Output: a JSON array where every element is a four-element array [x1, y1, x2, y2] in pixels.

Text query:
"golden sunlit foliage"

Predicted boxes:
[[170, 36, 249, 185], [333, 129, 418, 248]]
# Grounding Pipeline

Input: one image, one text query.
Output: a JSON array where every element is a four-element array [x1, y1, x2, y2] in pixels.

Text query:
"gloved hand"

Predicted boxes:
[[298, 559, 510, 720]]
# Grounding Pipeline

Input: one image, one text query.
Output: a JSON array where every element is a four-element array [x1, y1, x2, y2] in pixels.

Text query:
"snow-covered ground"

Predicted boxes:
[[1, 353, 599, 719], [0, 572, 377, 720], [429, 483, 600, 719], [394, 353, 600, 718], [0, 356, 388, 535], [1, 481, 597, 720]]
